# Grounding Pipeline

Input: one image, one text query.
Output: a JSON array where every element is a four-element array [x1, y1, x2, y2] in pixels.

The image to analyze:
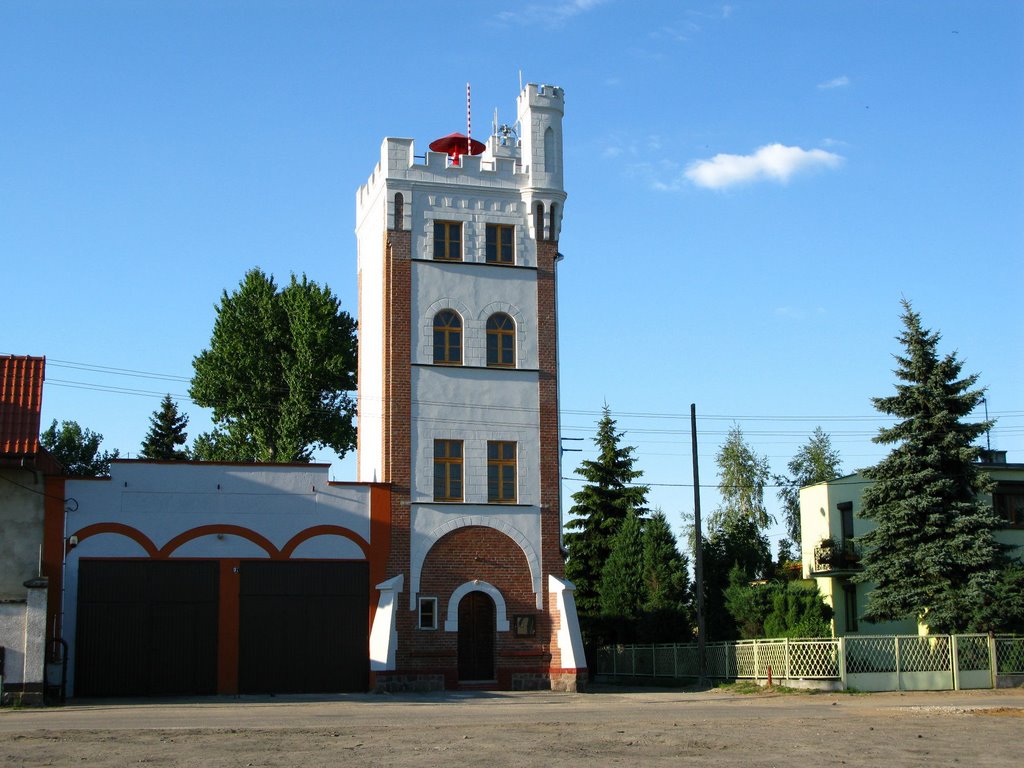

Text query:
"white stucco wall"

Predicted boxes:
[[62, 461, 374, 692], [412, 260, 539, 368]]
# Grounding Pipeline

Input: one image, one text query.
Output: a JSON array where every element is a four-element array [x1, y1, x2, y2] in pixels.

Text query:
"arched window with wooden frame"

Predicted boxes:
[[486, 313, 515, 368], [433, 309, 462, 365]]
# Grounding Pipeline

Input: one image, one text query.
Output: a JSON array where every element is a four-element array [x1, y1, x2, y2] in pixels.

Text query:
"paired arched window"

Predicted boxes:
[[486, 313, 515, 368], [433, 310, 462, 365]]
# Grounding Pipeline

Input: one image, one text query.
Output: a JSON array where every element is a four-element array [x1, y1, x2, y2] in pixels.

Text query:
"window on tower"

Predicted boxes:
[[433, 310, 462, 365], [434, 439, 464, 502], [486, 313, 515, 367], [433, 221, 462, 261], [487, 440, 517, 504], [485, 224, 515, 264]]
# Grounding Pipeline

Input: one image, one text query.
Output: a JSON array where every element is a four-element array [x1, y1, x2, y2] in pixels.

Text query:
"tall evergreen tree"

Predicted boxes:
[[774, 427, 843, 547], [856, 300, 1003, 633], [563, 406, 649, 617], [642, 510, 691, 614], [598, 511, 646, 620], [40, 419, 119, 477], [140, 394, 190, 460]]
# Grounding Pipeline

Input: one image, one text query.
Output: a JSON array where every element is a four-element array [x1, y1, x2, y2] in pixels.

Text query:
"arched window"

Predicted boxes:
[[433, 310, 462, 365], [543, 127, 554, 174], [393, 193, 404, 231], [486, 313, 515, 368], [534, 202, 545, 241]]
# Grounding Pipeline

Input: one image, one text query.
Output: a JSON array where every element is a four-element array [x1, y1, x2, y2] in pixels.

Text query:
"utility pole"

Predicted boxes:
[[691, 403, 708, 685]]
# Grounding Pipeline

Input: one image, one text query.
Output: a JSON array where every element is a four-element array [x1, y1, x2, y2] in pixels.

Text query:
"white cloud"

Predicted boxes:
[[818, 75, 850, 90], [684, 144, 843, 190], [495, 0, 609, 26]]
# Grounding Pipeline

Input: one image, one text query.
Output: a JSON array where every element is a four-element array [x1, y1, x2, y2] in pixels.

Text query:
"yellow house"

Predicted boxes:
[[800, 451, 1024, 636]]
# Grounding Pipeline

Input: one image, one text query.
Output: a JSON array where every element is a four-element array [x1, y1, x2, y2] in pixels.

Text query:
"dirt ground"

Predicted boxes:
[[2, 685, 1023, 767]]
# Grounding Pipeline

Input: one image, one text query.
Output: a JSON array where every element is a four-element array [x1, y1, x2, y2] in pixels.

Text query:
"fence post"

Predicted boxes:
[[895, 636, 902, 691], [838, 636, 846, 689], [988, 633, 998, 689], [652, 644, 657, 678], [951, 635, 960, 691], [784, 638, 791, 681]]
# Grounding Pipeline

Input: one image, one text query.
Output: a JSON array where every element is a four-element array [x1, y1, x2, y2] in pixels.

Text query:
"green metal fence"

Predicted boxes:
[[596, 635, 1024, 691]]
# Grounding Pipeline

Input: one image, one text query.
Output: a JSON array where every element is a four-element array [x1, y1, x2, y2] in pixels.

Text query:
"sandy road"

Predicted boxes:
[[2, 686, 1022, 767]]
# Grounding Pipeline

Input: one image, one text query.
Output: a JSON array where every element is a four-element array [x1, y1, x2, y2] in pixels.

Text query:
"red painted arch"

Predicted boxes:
[[281, 525, 370, 559], [68, 523, 160, 558], [159, 525, 281, 559]]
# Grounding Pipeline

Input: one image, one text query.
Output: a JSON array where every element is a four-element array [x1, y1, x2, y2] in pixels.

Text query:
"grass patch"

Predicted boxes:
[[714, 680, 813, 695]]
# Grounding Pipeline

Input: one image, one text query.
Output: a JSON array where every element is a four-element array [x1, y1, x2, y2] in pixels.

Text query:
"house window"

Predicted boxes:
[[994, 485, 1024, 528], [433, 310, 462, 365], [486, 313, 515, 367], [843, 583, 858, 633], [434, 439, 463, 501], [433, 221, 462, 261], [487, 441, 517, 503], [839, 501, 855, 542], [486, 224, 514, 264], [418, 597, 438, 630]]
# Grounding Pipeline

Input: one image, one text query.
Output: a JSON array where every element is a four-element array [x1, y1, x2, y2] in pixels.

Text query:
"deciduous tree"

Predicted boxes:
[[189, 268, 357, 462], [709, 424, 771, 531], [774, 427, 842, 547], [40, 419, 119, 476]]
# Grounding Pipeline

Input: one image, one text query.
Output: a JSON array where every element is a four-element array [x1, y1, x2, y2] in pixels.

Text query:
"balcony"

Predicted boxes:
[[812, 537, 862, 575]]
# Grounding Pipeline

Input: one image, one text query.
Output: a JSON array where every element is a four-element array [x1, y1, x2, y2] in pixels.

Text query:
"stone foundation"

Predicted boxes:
[[373, 673, 445, 693]]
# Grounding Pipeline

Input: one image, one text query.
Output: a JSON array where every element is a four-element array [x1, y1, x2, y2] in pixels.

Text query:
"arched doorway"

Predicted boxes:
[[457, 590, 495, 681]]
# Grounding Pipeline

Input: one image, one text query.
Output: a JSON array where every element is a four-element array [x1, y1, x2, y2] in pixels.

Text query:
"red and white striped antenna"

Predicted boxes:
[[466, 82, 472, 156]]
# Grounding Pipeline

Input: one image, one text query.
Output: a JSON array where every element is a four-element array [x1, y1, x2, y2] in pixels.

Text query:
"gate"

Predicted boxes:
[[238, 561, 368, 693], [75, 560, 219, 697]]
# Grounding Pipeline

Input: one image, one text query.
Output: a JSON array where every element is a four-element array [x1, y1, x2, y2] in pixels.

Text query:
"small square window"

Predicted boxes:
[[486, 224, 514, 264], [418, 597, 438, 630], [513, 614, 536, 637], [434, 221, 462, 261]]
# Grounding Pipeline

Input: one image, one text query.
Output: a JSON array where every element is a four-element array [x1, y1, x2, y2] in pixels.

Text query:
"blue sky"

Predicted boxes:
[[4, 1, 1022, 552]]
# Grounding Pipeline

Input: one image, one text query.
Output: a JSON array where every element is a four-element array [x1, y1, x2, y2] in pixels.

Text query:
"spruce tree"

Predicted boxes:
[[563, 406, 649, 617], [140, 394, 190, 460], [642, 510, 691, 614], [856, 300, 1002, 633], [598, 511, 646, 620]]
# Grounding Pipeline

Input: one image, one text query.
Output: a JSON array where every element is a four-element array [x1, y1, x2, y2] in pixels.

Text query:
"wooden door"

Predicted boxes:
[[457, 591, 495, 681]]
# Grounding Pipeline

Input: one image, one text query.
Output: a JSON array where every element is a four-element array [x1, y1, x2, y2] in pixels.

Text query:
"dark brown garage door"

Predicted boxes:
[[75, 560, 219, 697], [238, 561, 368, 693]]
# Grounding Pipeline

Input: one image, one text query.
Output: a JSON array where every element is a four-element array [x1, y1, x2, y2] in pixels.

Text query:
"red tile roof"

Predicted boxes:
[[1, 355, 46, 457]]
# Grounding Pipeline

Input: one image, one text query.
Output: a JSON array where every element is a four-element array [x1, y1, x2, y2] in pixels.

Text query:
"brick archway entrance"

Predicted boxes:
[[457, 591, 495, 682]]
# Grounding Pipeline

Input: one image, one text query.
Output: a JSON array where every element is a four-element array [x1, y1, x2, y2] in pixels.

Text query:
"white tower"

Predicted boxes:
[[355, 83, 584, 691]]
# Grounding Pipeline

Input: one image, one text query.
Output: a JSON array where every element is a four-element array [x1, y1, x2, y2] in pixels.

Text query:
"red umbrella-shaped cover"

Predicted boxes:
[[429, 132, 486, 164]]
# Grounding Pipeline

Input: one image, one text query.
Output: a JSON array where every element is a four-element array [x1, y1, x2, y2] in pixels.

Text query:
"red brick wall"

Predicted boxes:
[[398, 525, 553, 688], [536, 235, 566, 672]]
